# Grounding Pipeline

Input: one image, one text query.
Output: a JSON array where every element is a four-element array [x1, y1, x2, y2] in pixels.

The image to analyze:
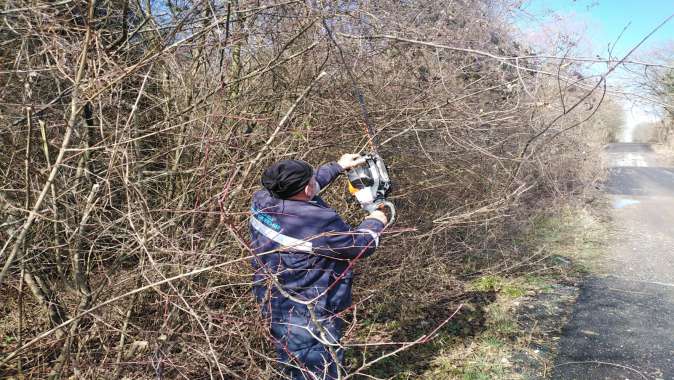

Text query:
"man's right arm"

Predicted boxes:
[[313, 212, 386, 260]]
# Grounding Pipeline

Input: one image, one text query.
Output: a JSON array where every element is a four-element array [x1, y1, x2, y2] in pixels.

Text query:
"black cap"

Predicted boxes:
[[261, 159, 313, 199]]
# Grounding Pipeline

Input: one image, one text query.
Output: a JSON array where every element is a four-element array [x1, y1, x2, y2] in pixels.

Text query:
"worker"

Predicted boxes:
[[250, 154, 388, 379]]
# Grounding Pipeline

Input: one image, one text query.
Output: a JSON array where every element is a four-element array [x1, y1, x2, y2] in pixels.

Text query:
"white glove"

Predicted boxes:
[[338, 153, 367, 171], [366, 210, 388, 225]]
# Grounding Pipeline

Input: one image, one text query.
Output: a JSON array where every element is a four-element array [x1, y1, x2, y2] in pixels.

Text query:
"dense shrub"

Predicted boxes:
[[1, 0, 611, 377]]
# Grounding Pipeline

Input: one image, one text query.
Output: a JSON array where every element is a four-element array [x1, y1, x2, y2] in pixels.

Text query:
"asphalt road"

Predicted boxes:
[[552, 143, 674, 380]]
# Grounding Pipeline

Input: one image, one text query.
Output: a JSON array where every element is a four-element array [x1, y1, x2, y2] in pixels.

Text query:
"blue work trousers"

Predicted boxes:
[[270, 312, 344, 380]]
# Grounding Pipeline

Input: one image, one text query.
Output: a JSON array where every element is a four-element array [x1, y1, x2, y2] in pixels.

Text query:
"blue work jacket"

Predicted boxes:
[[250, 162, 385, 319]]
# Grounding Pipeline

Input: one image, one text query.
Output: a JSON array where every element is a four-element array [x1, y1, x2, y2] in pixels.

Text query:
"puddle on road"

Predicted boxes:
[[612, 198, 641, 209]]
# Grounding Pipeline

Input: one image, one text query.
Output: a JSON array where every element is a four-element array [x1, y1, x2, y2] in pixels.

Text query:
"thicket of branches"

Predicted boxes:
[[640, 45, 674, 144], [1, 0, 616, 378]]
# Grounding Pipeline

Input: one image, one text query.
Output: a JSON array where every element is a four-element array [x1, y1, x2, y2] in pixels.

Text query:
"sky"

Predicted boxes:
[[515, 0, 674, 140], [518, 0, 674, 58]]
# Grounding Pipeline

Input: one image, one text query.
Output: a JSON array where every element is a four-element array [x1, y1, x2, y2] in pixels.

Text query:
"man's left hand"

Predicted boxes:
[[338, 154, 366, 171]]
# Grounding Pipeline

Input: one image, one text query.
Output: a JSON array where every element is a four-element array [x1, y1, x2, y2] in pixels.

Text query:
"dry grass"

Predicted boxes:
[[337, 198, 612, 379]]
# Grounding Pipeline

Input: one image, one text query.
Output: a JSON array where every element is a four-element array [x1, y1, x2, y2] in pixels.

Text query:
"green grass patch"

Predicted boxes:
[[468, 275, 528, 299]]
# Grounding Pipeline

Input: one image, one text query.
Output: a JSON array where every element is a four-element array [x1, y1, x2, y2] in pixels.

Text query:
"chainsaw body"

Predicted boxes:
[[347, 154, 395, 224]]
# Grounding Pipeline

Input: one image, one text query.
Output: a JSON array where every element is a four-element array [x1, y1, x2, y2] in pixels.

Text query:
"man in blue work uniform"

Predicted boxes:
[[250, 154, 388, 379]]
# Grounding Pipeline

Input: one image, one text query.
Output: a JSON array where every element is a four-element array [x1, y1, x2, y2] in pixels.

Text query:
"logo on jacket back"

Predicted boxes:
[[251, 206, 281, 231]]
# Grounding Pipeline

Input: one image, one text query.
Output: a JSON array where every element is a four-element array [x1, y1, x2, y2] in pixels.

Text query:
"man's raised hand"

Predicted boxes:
[[366, 210, 388, 225], [338, 153, 367, 171]]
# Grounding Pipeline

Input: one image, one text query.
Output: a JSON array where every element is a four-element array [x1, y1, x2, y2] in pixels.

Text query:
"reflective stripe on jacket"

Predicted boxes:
[[250, 162, 385, 318]]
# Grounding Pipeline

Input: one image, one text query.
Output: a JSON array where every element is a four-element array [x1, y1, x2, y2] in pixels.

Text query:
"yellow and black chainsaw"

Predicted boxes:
[[347, 154, 395, 225]]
